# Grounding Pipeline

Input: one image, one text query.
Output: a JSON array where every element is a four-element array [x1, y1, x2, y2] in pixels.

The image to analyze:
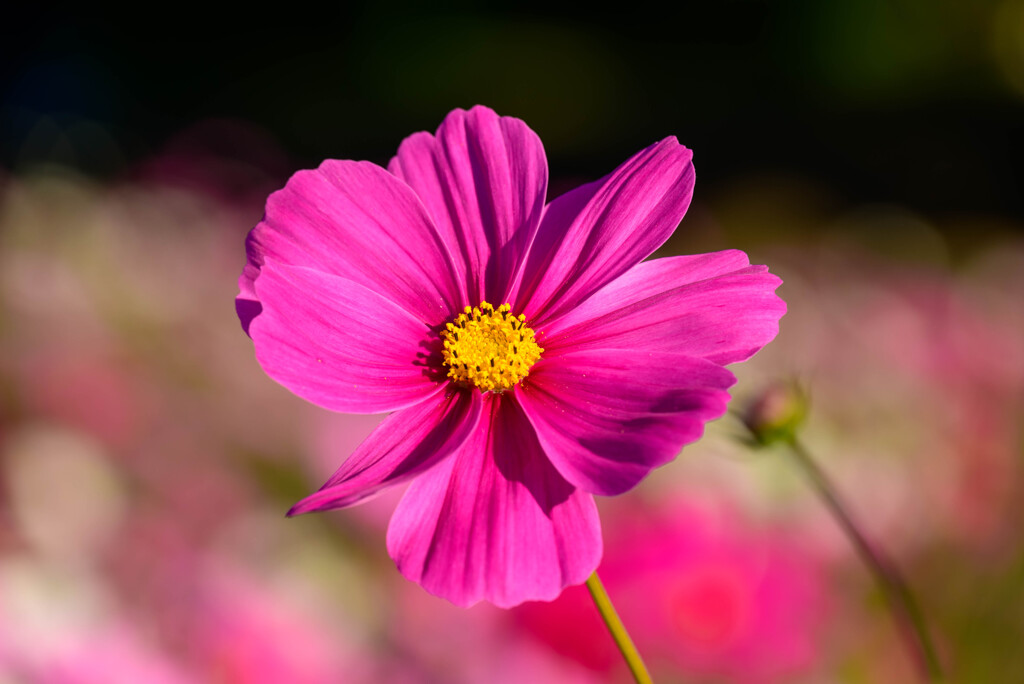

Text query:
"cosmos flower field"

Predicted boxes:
[[0, 103, 1021, 681]]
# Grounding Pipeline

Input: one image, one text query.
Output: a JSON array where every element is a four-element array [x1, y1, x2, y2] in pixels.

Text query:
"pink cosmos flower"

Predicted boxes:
[[237, 105, 785, 607]]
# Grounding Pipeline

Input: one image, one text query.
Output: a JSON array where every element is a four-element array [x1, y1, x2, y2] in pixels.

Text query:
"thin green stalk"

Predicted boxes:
[[786, 437, 944, 682], [585, 572, 654, 684]]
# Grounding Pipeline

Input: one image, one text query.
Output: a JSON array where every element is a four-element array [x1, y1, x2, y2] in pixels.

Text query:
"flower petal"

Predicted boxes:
[[249, 260, 442, 414], [238, 159, 460, 334], [541, 251, 786, 365], [288, 390, 482, 515], [388, 105, 548, 305], [386, 395, 602, 608], [516, 137, 695, 325], [517, 349, 735, 496]]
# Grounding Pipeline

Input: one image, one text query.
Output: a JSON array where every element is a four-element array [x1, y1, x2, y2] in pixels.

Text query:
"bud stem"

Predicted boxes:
[[786, 437, 943, 682]]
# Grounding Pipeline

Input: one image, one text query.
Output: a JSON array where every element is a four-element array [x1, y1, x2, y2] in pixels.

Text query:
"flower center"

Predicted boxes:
[[441, 302, 543, 392]]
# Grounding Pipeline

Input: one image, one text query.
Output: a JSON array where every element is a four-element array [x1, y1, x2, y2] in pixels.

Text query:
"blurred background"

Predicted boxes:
[[1, 2, 1022, 682]]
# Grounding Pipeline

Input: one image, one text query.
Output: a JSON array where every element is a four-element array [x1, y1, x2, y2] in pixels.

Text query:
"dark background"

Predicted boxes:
[[3, 1, 1022, 221]]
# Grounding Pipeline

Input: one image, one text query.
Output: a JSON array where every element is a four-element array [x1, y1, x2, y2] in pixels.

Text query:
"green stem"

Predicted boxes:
[[585, 572, 654, 684], [786, 437, 944, 682]]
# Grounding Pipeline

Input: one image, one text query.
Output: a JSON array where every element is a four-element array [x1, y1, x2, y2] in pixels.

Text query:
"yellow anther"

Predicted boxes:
[[441, 302, 543, 392]]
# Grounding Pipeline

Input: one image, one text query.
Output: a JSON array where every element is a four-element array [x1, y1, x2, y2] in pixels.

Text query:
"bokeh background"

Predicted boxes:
[[2, 3, 1022, 682]]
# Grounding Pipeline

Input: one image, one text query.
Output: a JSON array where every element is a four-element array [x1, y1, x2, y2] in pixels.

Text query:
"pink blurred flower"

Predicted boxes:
[[14, 347, 153, 451], [190, 564, 360, 684], [516, 501, 828, 683], [41, 626, 193, 684], [0, 560, 194, 684], [389, 577, 603, 684], [238, 105, 785, 606]]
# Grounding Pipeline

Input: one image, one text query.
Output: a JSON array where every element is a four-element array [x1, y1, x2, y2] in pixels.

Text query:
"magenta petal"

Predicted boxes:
[[288, 390, 482, 515], [249, 261, 441, 414], [517, 137, 695, 325], [386, 396, 602, 608], [518, 349, 735, 496], [238, 159, 461, 333], [388, 105, 548, 305], [541, 251, 786, 365]]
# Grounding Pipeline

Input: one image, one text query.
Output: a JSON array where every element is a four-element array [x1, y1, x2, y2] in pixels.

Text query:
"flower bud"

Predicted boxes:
[[742, 381, 808, 446]]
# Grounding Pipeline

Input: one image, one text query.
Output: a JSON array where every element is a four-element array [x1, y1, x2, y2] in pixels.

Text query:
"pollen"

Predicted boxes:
[[441, 302, 543, 393]]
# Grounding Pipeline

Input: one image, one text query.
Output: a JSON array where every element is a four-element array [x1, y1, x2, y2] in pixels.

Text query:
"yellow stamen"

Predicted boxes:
[[441, 302, 543, 392]]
